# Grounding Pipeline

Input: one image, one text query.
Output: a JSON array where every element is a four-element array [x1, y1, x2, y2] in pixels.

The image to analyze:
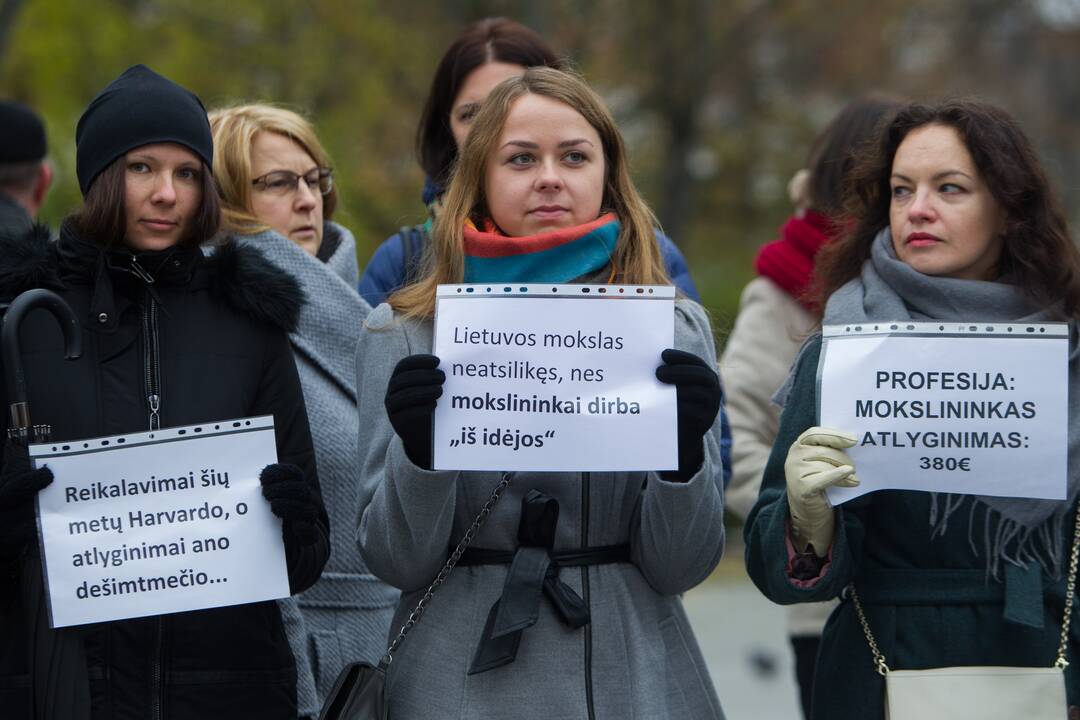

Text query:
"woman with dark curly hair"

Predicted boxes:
[[745, 98, 1080, 719]]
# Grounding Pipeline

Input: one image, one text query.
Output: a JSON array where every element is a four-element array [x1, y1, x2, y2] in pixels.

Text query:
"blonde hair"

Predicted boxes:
[[390, 67, 669, 319], [208, 104, 337, 234]]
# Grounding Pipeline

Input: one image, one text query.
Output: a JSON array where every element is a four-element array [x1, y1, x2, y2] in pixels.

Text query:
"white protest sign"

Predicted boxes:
[[33, 415, 290, 628], [433, 283, 677, 471], [818, 322, 1069, 504]]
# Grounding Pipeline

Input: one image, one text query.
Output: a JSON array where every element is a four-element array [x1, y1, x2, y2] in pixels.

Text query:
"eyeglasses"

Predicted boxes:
[[252, 167, 333, 197]]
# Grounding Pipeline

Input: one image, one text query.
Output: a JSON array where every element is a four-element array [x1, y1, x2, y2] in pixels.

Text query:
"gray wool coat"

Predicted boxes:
[[355, 299, 727, 720], [236, 225, 399, 716]]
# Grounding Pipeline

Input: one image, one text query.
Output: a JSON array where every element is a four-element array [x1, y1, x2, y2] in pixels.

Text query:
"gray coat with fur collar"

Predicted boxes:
[[235, 223, 398, 716]]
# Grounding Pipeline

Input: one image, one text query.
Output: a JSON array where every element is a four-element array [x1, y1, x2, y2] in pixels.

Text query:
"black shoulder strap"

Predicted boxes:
[[400, 224, 430, 285]]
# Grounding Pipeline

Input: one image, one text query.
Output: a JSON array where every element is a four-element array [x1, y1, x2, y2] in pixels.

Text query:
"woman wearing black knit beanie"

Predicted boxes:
[[0, 65, 329, 720]]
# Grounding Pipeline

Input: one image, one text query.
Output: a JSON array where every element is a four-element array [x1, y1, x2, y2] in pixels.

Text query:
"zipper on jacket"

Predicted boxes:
[[142, 291, 162, 431], [580, 471, 595, 720], [152, 617, 164, 720], [140, 273, 165, 717], [130, 256, 156, 285]]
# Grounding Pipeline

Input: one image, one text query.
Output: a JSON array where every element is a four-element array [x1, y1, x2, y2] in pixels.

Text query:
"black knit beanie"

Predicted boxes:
[[0, 101, 46, 163], [75, 65, 212, 196]]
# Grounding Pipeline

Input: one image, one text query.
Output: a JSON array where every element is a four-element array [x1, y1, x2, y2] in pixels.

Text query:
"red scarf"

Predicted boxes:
[[753, 211, 835, 310]]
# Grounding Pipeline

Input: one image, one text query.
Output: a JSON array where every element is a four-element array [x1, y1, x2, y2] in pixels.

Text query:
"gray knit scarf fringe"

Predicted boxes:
[[816, 228, 1080, 580]]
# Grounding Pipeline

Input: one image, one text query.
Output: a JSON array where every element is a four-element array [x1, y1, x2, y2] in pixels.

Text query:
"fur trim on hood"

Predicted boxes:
[[203, 240, 305, 334], [0, 223, 61, 299], [0, 225, 305, 334]]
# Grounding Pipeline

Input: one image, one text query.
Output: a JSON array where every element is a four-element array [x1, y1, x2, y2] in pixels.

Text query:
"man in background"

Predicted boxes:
[[0, 100, 52, 234]]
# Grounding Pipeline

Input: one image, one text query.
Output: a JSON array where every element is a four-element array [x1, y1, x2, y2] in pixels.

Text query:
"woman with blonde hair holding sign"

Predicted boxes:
[[744, 99, 1080, 719], [354, 67, 726, 718]]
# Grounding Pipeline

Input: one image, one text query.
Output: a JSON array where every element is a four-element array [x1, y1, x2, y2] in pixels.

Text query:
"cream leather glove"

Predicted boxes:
[[785, 426, 859, 558]]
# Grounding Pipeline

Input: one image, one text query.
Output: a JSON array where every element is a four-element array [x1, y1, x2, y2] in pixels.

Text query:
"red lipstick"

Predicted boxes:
[[906, 232, 941, 248]]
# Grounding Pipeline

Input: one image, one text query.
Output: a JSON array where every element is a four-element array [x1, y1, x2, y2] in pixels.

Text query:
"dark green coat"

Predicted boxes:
[[743, 335, 1080, 719]]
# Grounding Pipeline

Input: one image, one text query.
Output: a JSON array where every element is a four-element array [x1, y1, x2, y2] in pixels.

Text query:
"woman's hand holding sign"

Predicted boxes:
[[385, 354, 446, 470], [259, 461, 329, 595], [0, 442, 54, 560], [655, 349, 722, 483], [784, 427, 860, 557], [259, 463, 321, 545], [396, 342, 717, 476]]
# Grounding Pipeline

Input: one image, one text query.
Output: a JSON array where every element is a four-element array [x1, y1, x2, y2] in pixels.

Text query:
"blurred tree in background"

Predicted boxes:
[[3, 0, 1080, 340]]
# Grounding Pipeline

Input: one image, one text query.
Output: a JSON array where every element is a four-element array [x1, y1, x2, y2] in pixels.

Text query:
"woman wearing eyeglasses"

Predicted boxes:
[[210, 104, 396, 720]]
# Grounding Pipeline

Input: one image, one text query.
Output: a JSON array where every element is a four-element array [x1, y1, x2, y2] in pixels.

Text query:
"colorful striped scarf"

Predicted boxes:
[[463, 213, 619, 283]]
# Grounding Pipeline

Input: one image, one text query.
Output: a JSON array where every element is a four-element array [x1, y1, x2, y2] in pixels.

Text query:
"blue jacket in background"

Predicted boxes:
[[357, 225, 732, 488]]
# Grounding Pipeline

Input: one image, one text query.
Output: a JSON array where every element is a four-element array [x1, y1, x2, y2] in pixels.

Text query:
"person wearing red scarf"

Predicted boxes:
[[721, 95, 902, 718], [754, 207, 835, 311]]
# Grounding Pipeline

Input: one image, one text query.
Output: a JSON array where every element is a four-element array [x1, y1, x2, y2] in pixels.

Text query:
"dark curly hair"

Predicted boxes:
[[813, 98, 1080, 317]]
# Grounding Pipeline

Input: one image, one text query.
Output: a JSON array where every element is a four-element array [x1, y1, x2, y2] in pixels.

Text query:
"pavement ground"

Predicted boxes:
[[683, 533, 803, 719]]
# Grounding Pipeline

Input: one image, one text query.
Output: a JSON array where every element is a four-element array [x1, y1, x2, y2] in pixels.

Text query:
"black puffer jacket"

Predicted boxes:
[[0, 224, 329, 719]]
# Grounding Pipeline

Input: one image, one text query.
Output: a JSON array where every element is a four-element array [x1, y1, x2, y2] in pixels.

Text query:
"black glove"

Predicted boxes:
[[259, 463, 319, 546], [0, 441, 54, 560], [384, 353, 445, 470], [655, 348, 722, 482]]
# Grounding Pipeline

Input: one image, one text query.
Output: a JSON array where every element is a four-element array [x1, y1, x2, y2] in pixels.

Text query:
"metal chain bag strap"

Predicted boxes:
[[317, 473, 513, 720], [850, 509, 1080, 720]]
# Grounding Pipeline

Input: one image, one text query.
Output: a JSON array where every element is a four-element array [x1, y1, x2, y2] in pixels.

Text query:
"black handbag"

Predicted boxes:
[[317, 474, 512, 720], [317, 661, 388, 720]]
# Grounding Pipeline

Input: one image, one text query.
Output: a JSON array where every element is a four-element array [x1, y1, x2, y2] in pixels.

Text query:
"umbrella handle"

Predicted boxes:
[[2, 289, 82, 437]]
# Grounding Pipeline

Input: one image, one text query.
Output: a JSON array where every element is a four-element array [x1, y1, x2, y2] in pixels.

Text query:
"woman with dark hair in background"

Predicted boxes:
[[0, 66, 328, 720], [356, 16, 702, 306], [744, 98, 1080, 718], [720, 94, 901, 717]]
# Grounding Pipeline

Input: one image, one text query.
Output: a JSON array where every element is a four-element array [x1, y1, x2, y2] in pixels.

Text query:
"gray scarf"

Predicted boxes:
[[236, 223, 367, 398], [822, 227, 1080, 578]]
